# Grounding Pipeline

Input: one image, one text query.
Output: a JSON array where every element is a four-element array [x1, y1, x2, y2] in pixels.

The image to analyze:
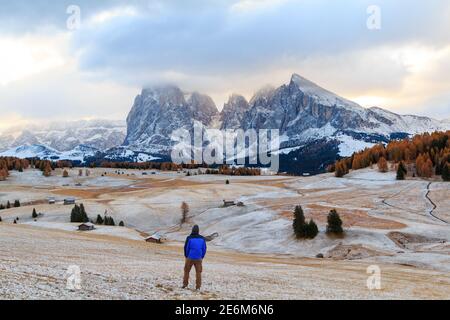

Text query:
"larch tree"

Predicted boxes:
[[181, 202, 189, 225], [377, 157, 388, 173]]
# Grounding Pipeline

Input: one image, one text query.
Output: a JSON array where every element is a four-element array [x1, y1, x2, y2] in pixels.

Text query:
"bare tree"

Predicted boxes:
[[181, 202, 189, 225]]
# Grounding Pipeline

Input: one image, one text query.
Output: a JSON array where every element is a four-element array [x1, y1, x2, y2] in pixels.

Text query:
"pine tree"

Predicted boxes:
[[14, 200, 20, 208], [0, 204, 4, 210], [293, 205, 308, 238], [306, 219, 319, 239], [326, 209, 344, 235], [119, 221, 125, 227], [396, 161, 407, 180], [70, 205, 80, 223], [226, 180, 230, 185], [96, 214, 104, 225], [32, 208, 38, 219], [0, 216, 2, 222], [6, 201, 11, 209], [442, 162, 450, 181], [79, 203, 89, 223]]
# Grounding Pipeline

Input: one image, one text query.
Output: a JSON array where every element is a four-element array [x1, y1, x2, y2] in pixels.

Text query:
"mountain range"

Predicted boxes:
[[2, 74, 449, 173]]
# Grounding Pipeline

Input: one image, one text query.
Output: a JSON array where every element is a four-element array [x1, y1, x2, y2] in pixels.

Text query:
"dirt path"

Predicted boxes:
[[425, 182, 448, 224]]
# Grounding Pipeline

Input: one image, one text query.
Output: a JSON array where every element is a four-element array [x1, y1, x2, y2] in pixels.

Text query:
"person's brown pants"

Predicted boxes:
[[183, 259, 203, 289]]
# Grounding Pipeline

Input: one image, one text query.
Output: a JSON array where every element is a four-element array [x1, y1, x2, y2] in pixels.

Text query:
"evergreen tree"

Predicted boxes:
[[0, 204, 4, 210], [293, 205, 308, 238], [70, 205, 81, 223], [32, 208, 38, 219], [79, 203, 89, 223], [6, 201, 11, 209], [306, 219, 319, 239], [14, 200, 20, 207], [396, 161, 407, 180], [96, 214, 104, 225], [0, 216, 2, 222], [442, 162, 450, 182], [119, 221, 125, 227], [326, 209, 344, 235], [226, 180, 230, 185], [109, 217, 116, 226]]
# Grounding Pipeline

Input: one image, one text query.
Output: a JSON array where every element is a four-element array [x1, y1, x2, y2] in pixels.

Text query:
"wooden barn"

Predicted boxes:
[[223, 200, 236, 207], [78, 222, 95, 231]]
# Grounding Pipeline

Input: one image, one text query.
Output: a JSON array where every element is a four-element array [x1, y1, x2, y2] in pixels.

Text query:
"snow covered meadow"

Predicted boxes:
[[0, 167, 449, 299]]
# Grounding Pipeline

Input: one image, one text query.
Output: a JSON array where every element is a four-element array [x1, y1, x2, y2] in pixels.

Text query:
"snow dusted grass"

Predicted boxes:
[[1, 224, 449, 300], [0, 167, 449, 299]]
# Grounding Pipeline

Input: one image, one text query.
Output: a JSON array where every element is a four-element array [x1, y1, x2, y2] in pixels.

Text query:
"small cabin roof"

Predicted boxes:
[[145, 232, 164, 240], [79, 222, 95, 227]]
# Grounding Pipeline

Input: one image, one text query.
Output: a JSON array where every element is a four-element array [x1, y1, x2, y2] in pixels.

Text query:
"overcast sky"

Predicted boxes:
[[0, 0, 449, 130]]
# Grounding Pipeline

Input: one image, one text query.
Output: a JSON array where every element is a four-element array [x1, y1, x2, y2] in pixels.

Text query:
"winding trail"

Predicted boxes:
[[425, 182, 448, 224]]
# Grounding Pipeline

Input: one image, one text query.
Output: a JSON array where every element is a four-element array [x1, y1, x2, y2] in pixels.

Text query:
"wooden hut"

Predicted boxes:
[[78, 222, 95, 231]]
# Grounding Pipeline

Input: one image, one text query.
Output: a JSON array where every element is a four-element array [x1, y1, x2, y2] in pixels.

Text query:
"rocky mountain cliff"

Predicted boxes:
[[3, 74, 449, 173], [0, 120, 126, 161], [123, 74, 450, 169], [124, 85, 220, 154]]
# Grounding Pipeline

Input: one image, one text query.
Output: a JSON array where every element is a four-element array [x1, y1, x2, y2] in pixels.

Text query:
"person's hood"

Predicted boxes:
[[191, 225, 200, 235]]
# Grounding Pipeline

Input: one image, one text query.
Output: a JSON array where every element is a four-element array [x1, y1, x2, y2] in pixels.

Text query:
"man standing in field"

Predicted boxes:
[[183, 225, 207, 290]]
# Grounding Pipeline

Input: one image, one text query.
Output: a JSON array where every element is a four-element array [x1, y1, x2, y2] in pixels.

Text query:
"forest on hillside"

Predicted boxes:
[[329, 131, 450, 181]]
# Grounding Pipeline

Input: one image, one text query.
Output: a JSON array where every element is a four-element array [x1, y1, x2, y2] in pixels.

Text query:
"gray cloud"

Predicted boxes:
[[0, 0, 449, 121]]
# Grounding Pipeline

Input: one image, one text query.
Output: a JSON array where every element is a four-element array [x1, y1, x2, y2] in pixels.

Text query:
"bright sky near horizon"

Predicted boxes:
[[0, 0, 449, 130]]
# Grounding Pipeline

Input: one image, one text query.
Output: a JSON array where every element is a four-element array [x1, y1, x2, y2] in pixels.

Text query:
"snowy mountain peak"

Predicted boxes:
[[187, 92, 218, 125], [220, 94, 250, 129], [290, 73, 365, 112], [0, 119, 126, 154]]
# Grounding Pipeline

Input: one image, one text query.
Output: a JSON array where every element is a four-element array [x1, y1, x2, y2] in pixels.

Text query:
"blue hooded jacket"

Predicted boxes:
[[184, 225, 207, 260]]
